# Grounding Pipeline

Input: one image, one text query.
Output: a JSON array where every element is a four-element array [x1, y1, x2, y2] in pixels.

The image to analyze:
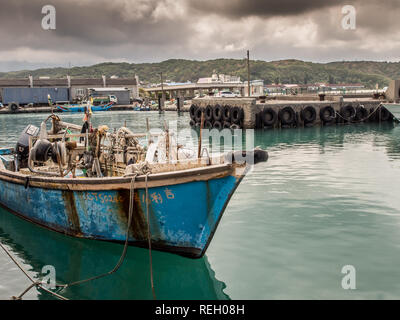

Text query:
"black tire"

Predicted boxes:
[[213, 104, 223, 121], [231, 106, 244, 124], [205, 105, 213, 121], [262, 107, 278, 127], [230, 124, 240, 130], [205, 120, 213, 129], [279, 106, 296, 126], [194, 107, 203, 123], [355, 106, 368, 121], [300, 106, 316, 124], [340, 105, 356, 122], [189, 104, 197, 120], [376, 106, 392, 122], [222, 105, 231, 121], [223, 121, 231, 128], [320, 106, 335, 123], [213, 121, 222, 130], [9, 102, 19, 112], [189, 119, 196, 127]]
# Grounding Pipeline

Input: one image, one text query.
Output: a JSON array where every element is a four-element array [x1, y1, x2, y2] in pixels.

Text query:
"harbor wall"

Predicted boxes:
[[190, 96, 387, 129]]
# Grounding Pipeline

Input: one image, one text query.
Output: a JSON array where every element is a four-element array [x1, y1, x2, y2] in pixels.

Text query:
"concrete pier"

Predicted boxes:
[[190, 95, 388, 129]]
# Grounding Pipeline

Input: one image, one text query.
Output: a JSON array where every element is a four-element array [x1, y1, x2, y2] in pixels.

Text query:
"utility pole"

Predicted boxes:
[[247, 50, 250, 97], [160, 72, 164, 111]]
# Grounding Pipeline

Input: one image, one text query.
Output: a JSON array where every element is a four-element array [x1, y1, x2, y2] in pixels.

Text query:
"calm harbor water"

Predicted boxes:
[[2, 111, 400, 299]]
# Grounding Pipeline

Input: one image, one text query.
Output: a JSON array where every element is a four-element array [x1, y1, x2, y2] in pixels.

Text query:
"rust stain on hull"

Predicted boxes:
[[116, 189, 148, 240], [61, 191, 82, 235]]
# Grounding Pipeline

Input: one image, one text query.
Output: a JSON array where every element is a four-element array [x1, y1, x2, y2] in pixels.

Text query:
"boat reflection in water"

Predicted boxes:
[[0, 207, 230, 300]]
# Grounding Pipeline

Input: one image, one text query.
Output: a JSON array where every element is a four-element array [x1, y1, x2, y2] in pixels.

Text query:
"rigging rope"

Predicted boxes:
[[145, 173, 156, 300]]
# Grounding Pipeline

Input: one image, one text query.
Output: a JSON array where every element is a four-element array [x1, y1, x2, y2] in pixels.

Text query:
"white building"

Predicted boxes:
[[198, 73, 241, 84]]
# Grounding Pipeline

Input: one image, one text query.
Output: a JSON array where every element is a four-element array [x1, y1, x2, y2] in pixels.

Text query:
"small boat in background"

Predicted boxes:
[[56, 102, 114, 113], [133, 105, 151, 111]]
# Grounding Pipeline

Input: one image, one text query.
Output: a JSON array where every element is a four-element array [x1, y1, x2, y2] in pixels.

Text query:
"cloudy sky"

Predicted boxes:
[[0, 0, 399, 71]]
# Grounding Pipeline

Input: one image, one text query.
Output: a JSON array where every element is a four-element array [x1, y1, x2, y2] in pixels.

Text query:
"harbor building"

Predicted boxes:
[[0, 75, 139, 105]]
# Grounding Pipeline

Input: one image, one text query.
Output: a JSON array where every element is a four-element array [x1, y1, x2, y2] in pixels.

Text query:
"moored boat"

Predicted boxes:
[[56, 102, 114, 113], [0, 115, 268, 258]]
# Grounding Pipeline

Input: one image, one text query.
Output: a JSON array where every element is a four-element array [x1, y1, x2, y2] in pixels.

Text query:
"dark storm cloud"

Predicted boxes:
[[188, 0, 349, 18], [0, 0, 399, 71]]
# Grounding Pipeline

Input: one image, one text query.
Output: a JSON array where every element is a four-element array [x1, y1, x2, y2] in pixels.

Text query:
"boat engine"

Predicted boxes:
[[30, 139, 67, 165], [16, 125, 39, 169]]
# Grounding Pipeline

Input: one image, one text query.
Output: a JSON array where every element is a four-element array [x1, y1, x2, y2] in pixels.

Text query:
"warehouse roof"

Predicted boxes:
[[0, 77, 137, 88]]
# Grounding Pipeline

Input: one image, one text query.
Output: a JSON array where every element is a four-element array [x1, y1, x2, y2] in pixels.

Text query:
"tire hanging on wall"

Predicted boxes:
[[222, 105, 231, 122], [231, 106, 244, 124], [213, 121, 222, 130], [262, 107, 278, 127], [223, 121, 231, 128], [205, 105, 213, 121], [319, 105, 335, 123], [205, 120, 213, 129], [354, 105, 368, 122], [213, 104, 223, 121], [194, 107, 203, 123], [9, 102, 19, 113], [189, 104, 197, 120], [340, 105, 356, 122], [278, 106, 296, 126], [189, 119, 196, 127], [300, 106, 316, 124]]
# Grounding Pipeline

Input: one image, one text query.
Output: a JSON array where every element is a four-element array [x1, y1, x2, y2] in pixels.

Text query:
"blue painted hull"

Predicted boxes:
[[56, 103, 113, 113], [0, 166, 243, 258]]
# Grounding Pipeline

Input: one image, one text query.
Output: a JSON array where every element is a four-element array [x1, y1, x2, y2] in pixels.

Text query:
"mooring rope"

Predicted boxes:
[[0, 241, 68, 300], [145, 173, 157, 300], [56, 174, 137, 290], [1, 174, 138, 300], [334, 103, 383, 123]]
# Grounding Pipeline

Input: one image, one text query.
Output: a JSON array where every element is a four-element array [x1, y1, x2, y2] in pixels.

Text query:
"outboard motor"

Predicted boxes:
[[16, 125, 39, 169]]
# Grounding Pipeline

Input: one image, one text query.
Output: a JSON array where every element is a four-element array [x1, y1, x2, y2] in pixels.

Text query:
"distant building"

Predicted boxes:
[[0, 75, 139, 104], [244, 80, 264, 96], [198, 73, 241, 84]]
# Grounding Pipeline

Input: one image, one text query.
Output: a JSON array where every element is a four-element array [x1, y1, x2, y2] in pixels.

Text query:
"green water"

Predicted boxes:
[[2, 111, 400, 299]]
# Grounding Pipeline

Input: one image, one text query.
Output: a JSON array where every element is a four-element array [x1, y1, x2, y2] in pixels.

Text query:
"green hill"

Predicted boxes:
[[0, 59, 398, 88]]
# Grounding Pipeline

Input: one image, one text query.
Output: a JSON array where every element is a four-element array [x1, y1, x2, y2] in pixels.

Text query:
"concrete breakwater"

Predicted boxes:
[[189, 96, 392, 129]]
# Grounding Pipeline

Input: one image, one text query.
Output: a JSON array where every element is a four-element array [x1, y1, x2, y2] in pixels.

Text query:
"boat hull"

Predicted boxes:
[[0, 165, 243, 258], [56, 103, 113, 113]]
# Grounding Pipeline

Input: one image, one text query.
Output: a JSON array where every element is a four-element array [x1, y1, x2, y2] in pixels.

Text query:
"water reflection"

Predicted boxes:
[[0, 207, 229, 300]]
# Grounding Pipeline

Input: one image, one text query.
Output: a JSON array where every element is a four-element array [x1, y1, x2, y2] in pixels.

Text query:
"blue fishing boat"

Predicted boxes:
[[133, 105, 151, 111], [0, 116, 268, 258], [56, 102, 114, 113]]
